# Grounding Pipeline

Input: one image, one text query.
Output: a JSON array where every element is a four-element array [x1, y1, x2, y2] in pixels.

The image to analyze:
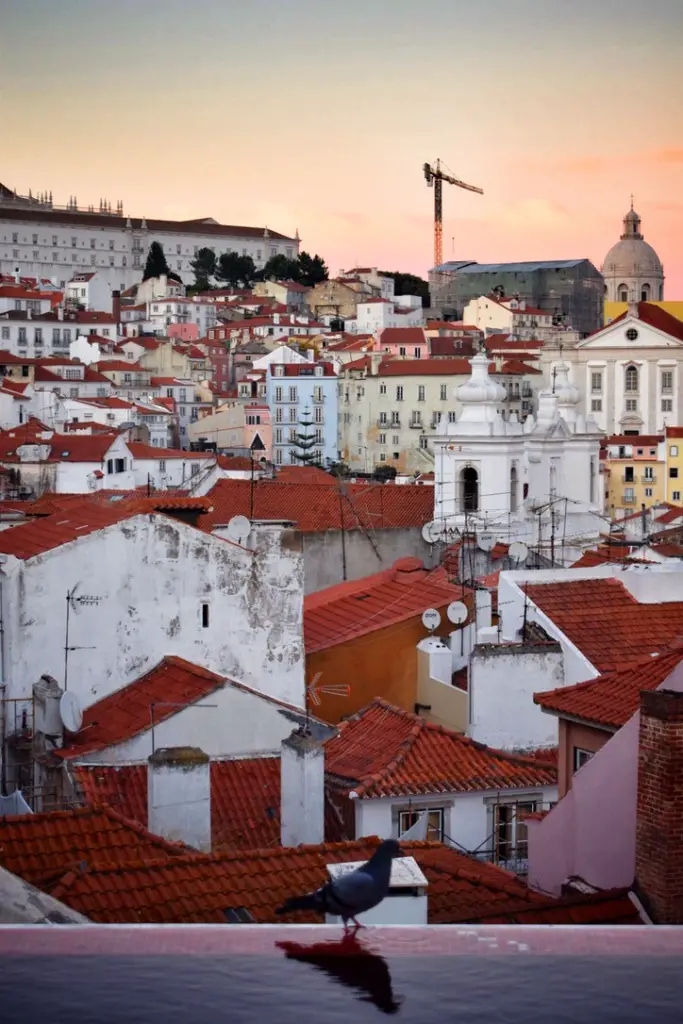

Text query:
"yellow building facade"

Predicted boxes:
[[603, 435, 664, 515], [664, 428, 683, 505], [604, 300, 683, 327]]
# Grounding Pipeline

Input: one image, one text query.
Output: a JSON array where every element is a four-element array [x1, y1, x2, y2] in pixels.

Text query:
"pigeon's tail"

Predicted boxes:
[[276, 892, 323, 916]]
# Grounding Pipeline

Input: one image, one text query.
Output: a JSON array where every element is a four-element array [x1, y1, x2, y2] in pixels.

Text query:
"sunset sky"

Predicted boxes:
[[2, 0, 682, 291]]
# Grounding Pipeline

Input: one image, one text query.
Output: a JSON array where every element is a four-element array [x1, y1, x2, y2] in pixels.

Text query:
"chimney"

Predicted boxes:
[[147, 746, 211, 851], [635, 689, 683, 923], [57, 306, 64, 321], [280, 726, 324, 847]]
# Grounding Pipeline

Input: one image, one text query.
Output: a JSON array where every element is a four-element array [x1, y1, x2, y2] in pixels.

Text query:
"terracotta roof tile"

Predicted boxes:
[[200, 479, 434, 534], [534, 647, 683, 728], [0, 806, 187, 890], [276, 465, 336, 485], [465, 888, 642, 925], [49, 837, 543, 924], [57, 656, 227, 759], [325, 699, 556, 797], [304, 562, 469, 653], [526, 577, 683, 671], [0, 500, 143, 559], [72, 756, 282, 852], [379, 327, 428, 345]]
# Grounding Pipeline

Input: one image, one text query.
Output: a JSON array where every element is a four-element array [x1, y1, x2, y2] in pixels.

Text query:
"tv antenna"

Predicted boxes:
[[446, 600, 468, 625], [422, 608, 441, 633], [64, 584, 102, 691]]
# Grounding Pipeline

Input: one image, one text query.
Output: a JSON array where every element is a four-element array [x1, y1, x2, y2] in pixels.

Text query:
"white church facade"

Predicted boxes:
[[426, 352, 602, 564]]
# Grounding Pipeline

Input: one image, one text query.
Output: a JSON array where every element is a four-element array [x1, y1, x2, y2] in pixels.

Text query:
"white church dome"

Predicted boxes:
[[602, 203, 664, 302], [456, 351, 506, 405]]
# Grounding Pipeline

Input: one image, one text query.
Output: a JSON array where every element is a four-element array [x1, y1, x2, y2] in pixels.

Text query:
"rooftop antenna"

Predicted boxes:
[[422, 608, 441, 633], [64, 584, 102, 691]]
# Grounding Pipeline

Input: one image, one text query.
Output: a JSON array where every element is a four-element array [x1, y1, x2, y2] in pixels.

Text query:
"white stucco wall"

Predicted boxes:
[[2, 514, 305, 710], [468, 645, 565, 750], [148, 751, 212, 850], [76, 681, 307, 763]]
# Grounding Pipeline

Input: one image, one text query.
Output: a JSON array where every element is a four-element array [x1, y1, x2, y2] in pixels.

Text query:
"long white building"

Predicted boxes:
[[0, 184, 299, 294]]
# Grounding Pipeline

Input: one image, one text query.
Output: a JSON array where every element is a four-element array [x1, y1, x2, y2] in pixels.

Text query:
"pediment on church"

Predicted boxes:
[[577, 319, 683, 350]]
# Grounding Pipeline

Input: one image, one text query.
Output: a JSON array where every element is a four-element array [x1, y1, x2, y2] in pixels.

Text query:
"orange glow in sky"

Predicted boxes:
[[2, 0, 682, 291]]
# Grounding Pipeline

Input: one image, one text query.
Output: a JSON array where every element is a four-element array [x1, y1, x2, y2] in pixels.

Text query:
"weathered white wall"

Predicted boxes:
[[469, 644, 565, 750], [300, 527, 439, 593], [2, 514, 305, 709], [280, 732, 325, 847]]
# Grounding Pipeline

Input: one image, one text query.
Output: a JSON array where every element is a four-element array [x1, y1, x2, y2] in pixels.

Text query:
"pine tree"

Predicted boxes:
[[291, 408, 320, 465], [191, 247, 216, 290], [142, 241, 170, 281]]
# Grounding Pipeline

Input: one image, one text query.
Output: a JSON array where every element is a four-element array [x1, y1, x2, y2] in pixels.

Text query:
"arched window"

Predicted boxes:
[[510, 465, 518, 514], [641, 284, 650, 301], [659, 285, 664, 301], [461, 466, 478, 513], [618, 285, 628, 302], [625, 364, 639, 393]]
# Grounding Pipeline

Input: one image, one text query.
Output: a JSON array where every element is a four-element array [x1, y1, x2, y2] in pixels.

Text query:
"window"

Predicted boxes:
[[626, 327, 639, 342], [417, 385, 425, 402], [379, 412, 388, 425], [34, 328, 42, 343], [275, 448, 283, 465], [625, 398, 637, 412], [270, 246, 276, 258], [573, 747, 593, 772], [69, 387, 79, 398], [591, 399, 602, 412], [33, 250, 39, 260], [191, 463, 200, 476], [391, 411, 400, 426], [106, 459, 114, 474], [492, 801, 537, 865], [461, 466, 478, 512], [670, 446, 679, 457], [398, 808, 444, 842], [645, 488, 653, 497], [662, 399, 673, 412], [399, 346, 406, 356], [670, 468, 679, 479], [379, 383, 387, 395], [288, 407, 297, 423], [379, 453, 386, 462], [624, 466, 634, 483], [413, 347, 421, 358], [32, 234, 38, 245], [18, 328, 26, 343], [314, 406, 323, 423], [590, 371, 602, 392], [115, 458, 126, 473], [624, 487, 635, 503], [661, 370, 673, 394], [625, 365, 638, 392], [440, 384, 447, 401], [288, 386, 297, 402], [1, 327, 8, 340], [510, 465, 518, 513], [71, 236, 77, 247], [12, 232, 18, 243], [378, 433, 386, 445], [396, 386, 404, 401], [419, 436, 429, 449], [179, 406, 186, 416], [644, 466, 654, 481], [673, 491, 681, 502], [448, 410, 457, 423], [63, 329, 71, 343], [275, 428, 283, 444]]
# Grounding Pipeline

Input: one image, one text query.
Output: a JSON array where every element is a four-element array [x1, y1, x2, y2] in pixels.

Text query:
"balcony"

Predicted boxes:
[[622, 493, 637, 504], [622, 474, 636, 484], [642, 475, 656, 484], [376, 418, 389, 428], [409, 418, 423, 429]]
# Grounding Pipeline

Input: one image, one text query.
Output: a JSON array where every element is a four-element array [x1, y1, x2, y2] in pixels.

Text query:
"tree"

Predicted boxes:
[[381, 271, 431, 308], [216, 251, 256, 288], [260, 253, 301, 282], [142, 241, 170, 281], [191, 247, 216, 290], [297, 251, 328, 287], [291, 409, 320, 465]]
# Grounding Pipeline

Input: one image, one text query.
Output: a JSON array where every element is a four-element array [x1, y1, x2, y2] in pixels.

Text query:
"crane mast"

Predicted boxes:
[[423, 158, 483, 268]]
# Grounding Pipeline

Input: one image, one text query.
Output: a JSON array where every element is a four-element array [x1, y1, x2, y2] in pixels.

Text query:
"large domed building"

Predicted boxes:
[[602, 202, 664, 303]]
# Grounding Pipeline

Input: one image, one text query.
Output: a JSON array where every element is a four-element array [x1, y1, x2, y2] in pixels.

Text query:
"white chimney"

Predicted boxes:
[[417, 636, 451, 685], [57, 306, 64, 321], [280, 727, 324, 847], [325, 856, 429, 925], [475, 589, 492, 631], [147, 746, 211, 851]]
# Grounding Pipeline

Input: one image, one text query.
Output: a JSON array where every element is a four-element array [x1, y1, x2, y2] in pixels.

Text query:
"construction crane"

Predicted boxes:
[[423, 159, 483, 268]]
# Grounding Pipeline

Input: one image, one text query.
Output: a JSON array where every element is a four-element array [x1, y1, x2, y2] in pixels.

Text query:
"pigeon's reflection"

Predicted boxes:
[[276, 932, 403, 1015]]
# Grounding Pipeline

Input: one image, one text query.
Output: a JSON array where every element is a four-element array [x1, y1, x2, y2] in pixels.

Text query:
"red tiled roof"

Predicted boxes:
[[57, 656, 227, 759], [49, 837, 543, 924], [379, 327, 427, 345], [97, 360, 146, 372], [217, 454, 254, 471], [534, 647, 683, 729], [200, 479, 434, 534], [526, 577, 683, 672], [72, 756, 282, 853], [0, 806, 187, 890], [268, 362, 335, 377], [0, 377, 29, 395], [127, 441, 213, 460], [305, 561, 469, 653], [650, 542, 683, 558], [604, 302, 683, 344], [428, 338, 475, 357], [276, 465, 335, 485], [465, 888, 642, 925], [325, 699, 556, 797], [0, 500, 151, 560]]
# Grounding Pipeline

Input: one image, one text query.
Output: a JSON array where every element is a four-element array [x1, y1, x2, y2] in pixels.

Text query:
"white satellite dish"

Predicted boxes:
[[477, 534, 495, 552], [446, 600, 468, 625], [421, 521, 443, 544], [422, 608, 441, 632], [508, 541, 529, 563], [59, 691, 83, 734], [225, 515, 251, 545]]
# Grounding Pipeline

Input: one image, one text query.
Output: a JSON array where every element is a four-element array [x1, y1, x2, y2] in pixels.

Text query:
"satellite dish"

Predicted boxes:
[[59, 691, 83, 734], [446, 600, 468, 625], [477, 534, 495, 552], [508, 541, 529, 563], [421, 521, 443, 544], [225, 515, 251, 545], [422, 608, 441, 632]]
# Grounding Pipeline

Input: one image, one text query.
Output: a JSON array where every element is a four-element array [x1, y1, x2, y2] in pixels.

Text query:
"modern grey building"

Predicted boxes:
[[429, 259, 604, 337]]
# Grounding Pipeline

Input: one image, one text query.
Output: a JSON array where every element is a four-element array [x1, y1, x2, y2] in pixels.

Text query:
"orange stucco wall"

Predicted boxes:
[[306, 610, 462, 724], [558, 718, 612, 797]]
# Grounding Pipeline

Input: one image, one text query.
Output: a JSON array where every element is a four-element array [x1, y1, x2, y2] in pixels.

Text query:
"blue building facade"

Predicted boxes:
[[266, 362, 338, 467]]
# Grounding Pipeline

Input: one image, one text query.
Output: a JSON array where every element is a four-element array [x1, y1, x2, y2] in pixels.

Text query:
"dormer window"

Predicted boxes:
[[314, 365, 323, 377], [274, 366, 284, 377]]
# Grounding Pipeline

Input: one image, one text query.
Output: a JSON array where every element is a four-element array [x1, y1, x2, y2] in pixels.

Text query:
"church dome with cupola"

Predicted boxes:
[[602, 201, 664, 303]]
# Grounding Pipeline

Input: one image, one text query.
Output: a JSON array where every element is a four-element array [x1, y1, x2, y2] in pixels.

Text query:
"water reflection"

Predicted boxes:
[[277, 932, 403, 1015]]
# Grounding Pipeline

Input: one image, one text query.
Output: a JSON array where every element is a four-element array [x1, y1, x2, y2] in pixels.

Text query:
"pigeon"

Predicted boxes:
[[275, 838, 402, 930]]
